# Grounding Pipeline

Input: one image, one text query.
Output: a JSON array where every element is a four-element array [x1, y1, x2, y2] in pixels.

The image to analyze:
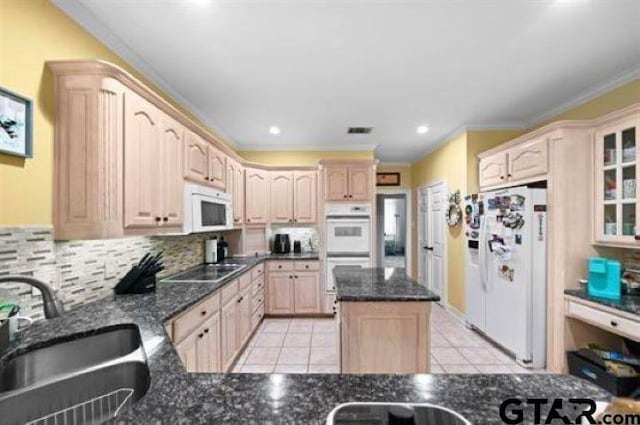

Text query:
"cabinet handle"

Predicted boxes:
[[163, 217, 168, 222], [155, 217, 161, 222], [289, 275, 293, 279], [610, 320, 618, 327], [634, 235, 640, 241], [349, 194, 353, 198], [205, 177, 209, 181], [500, 176, 505, 180], [204, 328, 209, 334], [258, 298, 262, 303], [305, 265, 309, 269], [507, 174, 512, 178], [201, 311, 207, 316], [343, 194, 348, 199], [294, 275, 298, 278], [247, 218, 251, 223], [198, 333, 204, 338], [278, 265, 282, 269], [237, 296, 244, 303]]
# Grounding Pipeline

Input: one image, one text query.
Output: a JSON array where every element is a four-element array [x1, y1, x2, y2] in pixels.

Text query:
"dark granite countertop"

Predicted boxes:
[[267, 252, 320, 260], [564, 288, 640, 316], [1, 257, 611, 424], [334, 266, 441, 302]]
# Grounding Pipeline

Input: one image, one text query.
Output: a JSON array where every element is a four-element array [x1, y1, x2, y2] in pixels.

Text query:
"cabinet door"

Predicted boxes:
[[159, 115, 184, 228], [348, 166, 372, 201], [123, 90, 161, 228], [245, 168, 270, 225], [234, 164, 245, 225], [221, 299, 238, 371], [324, 166, 349, 201], [196, 313, 221, 373], [184, 130, 209, 184], [175, 331, 198, 372], [237, 287, 253, 346], [293, 271, 321, 314], [507, 138, 548, 182], [294, 171, 317, 223], [479, 152, 508, 188], [270, 171, 294, 224], [594, 115, 640, 244], [267, 272, 294, 315], [207, 145, 226, 189]]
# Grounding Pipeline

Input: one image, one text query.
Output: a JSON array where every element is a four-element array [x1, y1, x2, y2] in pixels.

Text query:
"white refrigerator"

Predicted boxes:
[[464, 186, 547, 369]]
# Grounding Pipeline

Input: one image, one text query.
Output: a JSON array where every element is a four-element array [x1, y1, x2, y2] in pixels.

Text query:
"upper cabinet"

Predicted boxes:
[[245, 168, 270, 225], [293, 171, 318, 223], [324, 164, 373, 201], [226, 159, 244, 226], [269, 171, 318, 224], [184, 130, 226, 190], [594, 112, 640, 245], [478, 138, 548, 190], [158, 115, 184, 228]]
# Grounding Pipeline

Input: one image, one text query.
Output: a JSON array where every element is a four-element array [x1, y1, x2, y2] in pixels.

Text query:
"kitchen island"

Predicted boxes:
[[334, 266, 440, 373]]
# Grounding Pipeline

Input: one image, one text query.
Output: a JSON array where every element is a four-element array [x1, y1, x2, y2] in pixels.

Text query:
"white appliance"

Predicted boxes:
[[464, 186, 547, 368], [204, 238, 219, 264], [184, 183, 233, 234], [324, 203, 372, 293]]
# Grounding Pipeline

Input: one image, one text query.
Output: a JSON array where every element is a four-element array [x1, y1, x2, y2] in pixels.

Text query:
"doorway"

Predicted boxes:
[[418, 181, 447, 301], [376, 192, 408, 269]]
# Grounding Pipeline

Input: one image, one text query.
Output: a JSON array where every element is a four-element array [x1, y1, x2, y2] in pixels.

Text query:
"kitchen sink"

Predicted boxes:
[[326, 402, 471, 425], [0, 324, 150, 425]]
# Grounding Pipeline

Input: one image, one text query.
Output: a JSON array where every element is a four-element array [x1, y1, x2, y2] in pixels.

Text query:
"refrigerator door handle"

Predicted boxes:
[[479, 214, 489, 290]]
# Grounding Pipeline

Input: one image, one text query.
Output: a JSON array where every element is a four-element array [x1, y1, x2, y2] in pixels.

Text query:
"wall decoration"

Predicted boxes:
[[446, 189, 462, 227], [0, 86, 33, 158], [376, 172, 401, 186]]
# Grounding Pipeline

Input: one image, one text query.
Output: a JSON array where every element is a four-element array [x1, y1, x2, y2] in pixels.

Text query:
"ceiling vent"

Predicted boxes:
[[347, 127, 373, 135]]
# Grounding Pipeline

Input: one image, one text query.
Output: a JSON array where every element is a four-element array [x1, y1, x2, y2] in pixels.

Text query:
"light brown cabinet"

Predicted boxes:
[[270, 172, 295, 224], [478, 138, 548, 189], [238, 286, 253, 346], [159, 115, 185, 227], [173, 311, 221, 373], [226, 159, 244, 226], [478, 152, 508, 188], [184, 130, 226, 190], [270, 171, 318, 224], [293, 271, 321, 314], [267, 262, 321, 315], [245, 168, 270, 225], [221, 296, 239, 371], [324, 165, 373, 201]]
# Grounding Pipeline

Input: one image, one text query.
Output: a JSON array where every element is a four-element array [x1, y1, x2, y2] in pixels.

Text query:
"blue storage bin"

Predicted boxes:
[[587, 257, 621, 300]]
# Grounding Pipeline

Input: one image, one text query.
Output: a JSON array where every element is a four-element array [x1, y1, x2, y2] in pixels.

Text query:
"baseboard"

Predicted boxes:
[[444, 303, 467, 326]]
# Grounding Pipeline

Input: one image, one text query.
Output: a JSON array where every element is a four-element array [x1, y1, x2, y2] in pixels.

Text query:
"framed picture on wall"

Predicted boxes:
[[376, 172, 401, 186], [0, 86, 33, 158]]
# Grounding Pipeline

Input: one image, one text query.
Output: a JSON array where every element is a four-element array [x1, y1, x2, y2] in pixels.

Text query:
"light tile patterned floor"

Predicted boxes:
[[232, 318, 339, 373], [233, 304, 540, 374]]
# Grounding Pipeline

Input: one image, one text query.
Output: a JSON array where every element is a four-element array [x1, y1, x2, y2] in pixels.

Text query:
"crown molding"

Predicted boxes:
[[378, 161, 411, 167], [526, 65, 640, 127], [50, 0, 237, 148], [236, 143, 379, 152]]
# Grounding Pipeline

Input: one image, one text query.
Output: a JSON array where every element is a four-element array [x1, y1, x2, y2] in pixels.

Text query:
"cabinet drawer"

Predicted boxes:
[[294, 261, 319, 271], [239, 271, 252, 291], [252, 277, 265, 296], [172, 292, 220, 343], [566, 299, 640, 341], [221, 280, 239, 305], [251, 264, 264, 280], [252, 291, 265, 312], [268, 261, 294, 272], [252, 305, 264, 326]]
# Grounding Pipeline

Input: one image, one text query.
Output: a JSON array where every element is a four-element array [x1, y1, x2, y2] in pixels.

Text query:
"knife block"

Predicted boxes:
[[114, 265, 157, 295]]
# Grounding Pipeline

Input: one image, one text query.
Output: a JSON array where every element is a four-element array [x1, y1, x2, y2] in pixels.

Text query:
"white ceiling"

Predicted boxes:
[[55, 0, 640, 161]]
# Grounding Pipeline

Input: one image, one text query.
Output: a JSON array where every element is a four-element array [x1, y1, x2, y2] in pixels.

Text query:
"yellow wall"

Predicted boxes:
[[237, 150, 374, 167], [0, 0, 231, 225], [411, 132, 467, 312], [376, 164, 412, 190]]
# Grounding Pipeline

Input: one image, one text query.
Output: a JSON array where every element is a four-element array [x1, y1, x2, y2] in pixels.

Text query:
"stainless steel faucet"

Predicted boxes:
[[0, 275, 64, 319]]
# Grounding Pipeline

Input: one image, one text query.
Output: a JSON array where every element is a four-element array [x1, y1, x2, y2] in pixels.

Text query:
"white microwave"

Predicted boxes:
[[184, 183, 233, 234]]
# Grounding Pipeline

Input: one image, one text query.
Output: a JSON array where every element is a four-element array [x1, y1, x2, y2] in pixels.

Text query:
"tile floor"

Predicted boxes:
[[232, 318, 339, 373], [232, 304, 538, 374]]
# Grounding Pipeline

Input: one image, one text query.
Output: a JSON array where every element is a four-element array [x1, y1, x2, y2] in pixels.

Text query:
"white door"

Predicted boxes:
[[418, 183, 446, 300]]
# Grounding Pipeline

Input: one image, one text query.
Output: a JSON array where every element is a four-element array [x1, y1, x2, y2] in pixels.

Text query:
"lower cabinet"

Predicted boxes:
[[175, 312, 221, 373], [267, 263, 322, 315], [238, 286, 253, 347], [221, 296, 239, 371]]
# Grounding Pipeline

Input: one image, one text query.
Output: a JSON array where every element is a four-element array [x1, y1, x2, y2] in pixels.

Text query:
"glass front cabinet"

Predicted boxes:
[[594, 113, 640, 245]]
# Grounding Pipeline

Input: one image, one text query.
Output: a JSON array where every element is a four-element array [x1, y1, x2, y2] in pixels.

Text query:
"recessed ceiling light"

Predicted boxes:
[[416, 125, 429, 134], [269, 126, 281, 135]]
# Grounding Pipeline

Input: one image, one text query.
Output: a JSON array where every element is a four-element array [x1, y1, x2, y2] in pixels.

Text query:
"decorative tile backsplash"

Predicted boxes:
[[0, 226, 215, 321], [267, 225, 319, 253]]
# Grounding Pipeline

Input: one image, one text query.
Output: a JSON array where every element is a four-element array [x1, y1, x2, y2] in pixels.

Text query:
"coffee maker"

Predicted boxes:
[[273, 234, 291, 254]]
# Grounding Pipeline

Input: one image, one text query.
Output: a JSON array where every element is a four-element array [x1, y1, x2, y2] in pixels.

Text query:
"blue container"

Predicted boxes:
[[587, 257, 621, 300]]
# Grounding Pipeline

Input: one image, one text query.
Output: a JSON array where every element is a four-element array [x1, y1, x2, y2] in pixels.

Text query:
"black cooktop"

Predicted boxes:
[[162, 264, 246, 283]]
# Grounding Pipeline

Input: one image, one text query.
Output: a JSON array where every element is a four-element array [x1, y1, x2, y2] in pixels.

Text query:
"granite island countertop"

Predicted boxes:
[[1, 257, 612, 424], [334, 266, 441, 302], [564, 288, 640, 316]]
